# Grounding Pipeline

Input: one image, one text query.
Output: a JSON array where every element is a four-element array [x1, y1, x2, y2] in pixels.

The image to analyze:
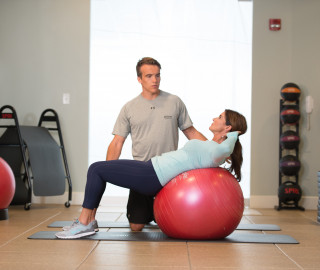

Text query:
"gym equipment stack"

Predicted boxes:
[[276, 83, 304, 211]]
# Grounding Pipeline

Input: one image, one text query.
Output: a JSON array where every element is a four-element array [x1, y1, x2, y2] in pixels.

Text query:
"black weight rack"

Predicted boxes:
[[276, 99, 304, 211]]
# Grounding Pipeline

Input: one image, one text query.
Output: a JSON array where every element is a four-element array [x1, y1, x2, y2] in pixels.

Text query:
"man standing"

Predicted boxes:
[[107, 57, 206, 231]]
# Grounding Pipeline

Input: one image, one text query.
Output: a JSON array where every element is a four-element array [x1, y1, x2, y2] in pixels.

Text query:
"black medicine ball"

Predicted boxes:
[[278, 181, 302, 205], [281, 106, 300, 124], [280, 130, 300, 149], [280, 155, 300, 176], [280, 82, 301, 101]]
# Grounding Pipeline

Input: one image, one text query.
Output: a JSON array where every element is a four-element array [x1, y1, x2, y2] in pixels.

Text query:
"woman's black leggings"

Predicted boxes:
[[82, 160, 163, 209]]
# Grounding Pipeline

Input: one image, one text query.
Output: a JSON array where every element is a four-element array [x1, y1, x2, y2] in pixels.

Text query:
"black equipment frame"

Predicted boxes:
[[0, 105, 72, 210], [275, 99, 304, 211]]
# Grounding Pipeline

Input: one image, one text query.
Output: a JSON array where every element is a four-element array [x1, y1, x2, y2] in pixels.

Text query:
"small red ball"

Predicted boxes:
[[154, 168, 244, 240], [0, 158, 16, 209]]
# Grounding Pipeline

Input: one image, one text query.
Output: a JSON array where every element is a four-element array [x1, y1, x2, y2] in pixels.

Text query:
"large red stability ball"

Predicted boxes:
[[154, 168, 244, 240], [0, 158, 16, 220]]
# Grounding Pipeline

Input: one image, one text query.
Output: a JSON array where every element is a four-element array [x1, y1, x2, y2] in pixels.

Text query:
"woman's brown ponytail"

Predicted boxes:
[[225, 109, 247, 182]]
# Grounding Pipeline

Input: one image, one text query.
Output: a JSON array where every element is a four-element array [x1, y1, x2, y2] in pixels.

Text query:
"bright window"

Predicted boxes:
[[89, 0, 252, 198]]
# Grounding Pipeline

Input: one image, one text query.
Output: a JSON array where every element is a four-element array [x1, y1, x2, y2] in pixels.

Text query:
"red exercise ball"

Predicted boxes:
[[154, 168, 244, 240], [0, 158, 15, 219]]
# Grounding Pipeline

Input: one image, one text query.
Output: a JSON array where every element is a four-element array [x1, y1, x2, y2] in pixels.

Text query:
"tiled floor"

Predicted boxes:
[[0, 204, 319, 269]]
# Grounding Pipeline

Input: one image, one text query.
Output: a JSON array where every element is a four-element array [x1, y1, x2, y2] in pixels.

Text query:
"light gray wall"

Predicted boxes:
[[251, 0, 320, 199], [0, 0, 90, 192], [1, 0, 319, 202]]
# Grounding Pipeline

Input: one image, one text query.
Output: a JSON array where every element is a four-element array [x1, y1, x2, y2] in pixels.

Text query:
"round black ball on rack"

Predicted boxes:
[[280, 82, 301, 101], [280, 130, 300, 149], [278, 181, 302, 205], [280, 105, 300, 125], [279, 155, 300, 176]]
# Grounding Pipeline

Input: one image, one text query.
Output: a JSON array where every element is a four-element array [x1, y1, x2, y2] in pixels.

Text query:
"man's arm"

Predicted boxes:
[[182, 126, 207, 141], [106, 135, 126, 160]]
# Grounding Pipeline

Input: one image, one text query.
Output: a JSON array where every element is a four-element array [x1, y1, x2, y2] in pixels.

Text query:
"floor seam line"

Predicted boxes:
[[276, 244, 304, 270], [76, 240, 100, 269], [186, 242, 193, 270]]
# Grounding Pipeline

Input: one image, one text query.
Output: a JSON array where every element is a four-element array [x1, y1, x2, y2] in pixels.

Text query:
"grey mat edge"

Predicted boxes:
[[47, 221, 281, 231], [28, 231, 298, 244]]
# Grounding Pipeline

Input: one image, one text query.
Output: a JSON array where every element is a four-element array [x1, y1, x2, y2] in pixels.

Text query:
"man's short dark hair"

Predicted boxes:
[[136, 57, 161, 77]]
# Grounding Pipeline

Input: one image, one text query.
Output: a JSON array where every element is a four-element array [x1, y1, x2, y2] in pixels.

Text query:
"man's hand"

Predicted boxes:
[[182, 126, 207, 141]]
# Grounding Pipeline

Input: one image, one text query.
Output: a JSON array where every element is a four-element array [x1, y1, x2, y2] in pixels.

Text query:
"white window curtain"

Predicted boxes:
[[89, 0, 252, 198]]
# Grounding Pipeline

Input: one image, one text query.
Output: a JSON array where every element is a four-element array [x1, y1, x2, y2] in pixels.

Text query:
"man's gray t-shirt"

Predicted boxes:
[[112, 90, 193, 161]]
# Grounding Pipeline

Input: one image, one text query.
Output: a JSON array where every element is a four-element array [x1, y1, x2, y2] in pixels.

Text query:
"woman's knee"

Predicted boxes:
[[87, 162, 103, 177]]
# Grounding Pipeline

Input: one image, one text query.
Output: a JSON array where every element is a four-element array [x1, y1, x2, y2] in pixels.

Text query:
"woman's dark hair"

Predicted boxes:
[[225, 109, 247, 182], [136, 57, 161, 77]]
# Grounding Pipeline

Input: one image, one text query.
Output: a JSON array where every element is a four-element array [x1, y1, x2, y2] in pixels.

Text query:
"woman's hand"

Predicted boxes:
[[216, 130, 241, 144], [215, 131, 229, 144]]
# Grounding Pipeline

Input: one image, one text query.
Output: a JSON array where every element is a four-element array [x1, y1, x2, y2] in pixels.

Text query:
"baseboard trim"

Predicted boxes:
[[31, 193, 129, 207], [31, 193, 318, 210], [31, 192, 85, 206], [250, 195, 318, 210], [31, 194, 250, 207]]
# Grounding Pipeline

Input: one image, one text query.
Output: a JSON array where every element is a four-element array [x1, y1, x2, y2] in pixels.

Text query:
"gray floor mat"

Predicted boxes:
[[28, 231, 298, 244], [47, 221, 281, 231]]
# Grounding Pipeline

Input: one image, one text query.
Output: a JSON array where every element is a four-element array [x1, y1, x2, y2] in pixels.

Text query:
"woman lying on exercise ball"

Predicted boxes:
[[56, 109, 247, 239]]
